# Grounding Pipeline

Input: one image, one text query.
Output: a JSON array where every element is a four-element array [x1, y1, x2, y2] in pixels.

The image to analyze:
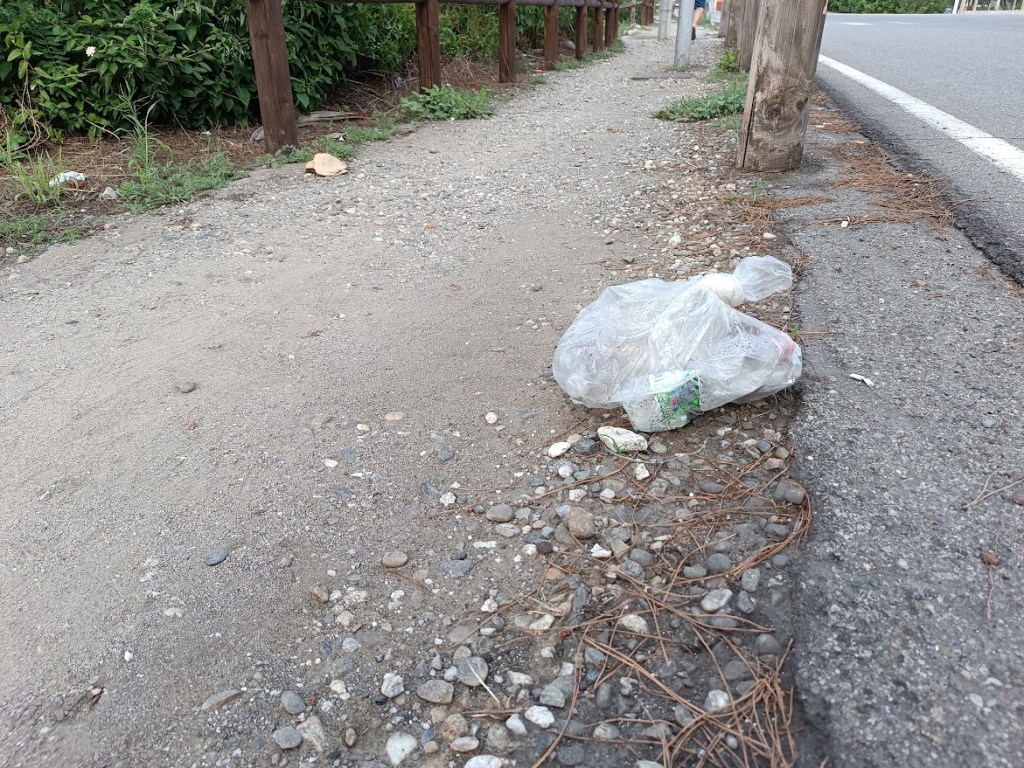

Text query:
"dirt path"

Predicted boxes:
[[1, 29, 750, 767]]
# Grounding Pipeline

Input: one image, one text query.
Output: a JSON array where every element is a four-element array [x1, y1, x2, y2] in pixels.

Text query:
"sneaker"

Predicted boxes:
[[691, 26, 696, 41]]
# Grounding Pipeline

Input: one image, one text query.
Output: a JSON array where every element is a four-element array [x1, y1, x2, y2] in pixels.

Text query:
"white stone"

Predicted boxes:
[[323, 459, 338, 468], [465, 757, 504, 768], [701, 589, 734, 613], [633, 463, 651, 481], [451, 736, 480, 752], [703, 690, 731, 712], [590, 544, 613, 559], [439, 491, 457, 507], [637, 761, 665, 768], [524, 705, 555, 728], [386, 732, 417, 765], [616, 613, 650, 635], [528, 613, 555, 632], [597, 426, 648, 453], [480, 598, 498, 613], [547, 441, 571, 458], [381, 673, 405, 698], [505, 714, 528, 736], [484, 412, 499, 424], [298, 715, 327, 753], [568, 489, 587, 502], [329, 679, 348, 695], [507, 671, 533, 687], [593, 723, 620, 740]]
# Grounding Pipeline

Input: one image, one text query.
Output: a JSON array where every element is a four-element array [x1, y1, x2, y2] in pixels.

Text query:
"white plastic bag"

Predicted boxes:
[[552, 256, 801, 432]]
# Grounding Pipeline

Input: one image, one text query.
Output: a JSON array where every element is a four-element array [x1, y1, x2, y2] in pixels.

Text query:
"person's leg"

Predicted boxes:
[[692, 0, 706, 40]]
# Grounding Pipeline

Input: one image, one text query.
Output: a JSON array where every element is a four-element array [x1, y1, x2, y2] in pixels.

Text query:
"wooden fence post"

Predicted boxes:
[[737, 0, 828, 171], [246, 0, 297, 153], [606, 1, 618, 46], [726, 0, 742, 49], [498, 0, 517, 82], [575, 5, 588, 58], [544, 1, 559, 69], [720, 0, 730, 38], [738, 0, 760, 70], [593, 4, 606, 50], [416, 0, 442, 89]]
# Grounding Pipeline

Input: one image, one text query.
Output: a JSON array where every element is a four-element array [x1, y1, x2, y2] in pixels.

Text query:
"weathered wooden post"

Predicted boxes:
[[726, 0, 742, 49], [498, 0, 517, 82], [594, 3, 606, 50], [416, 0, 442, 89], [719, 0, 730, 38], [575, 5, 588, 58], [737, 0, 828, 171], [738, 0, 760, 70], [544, 0, 560, 69], [606, 2, 618, 46], [246, 0, 298, 152]]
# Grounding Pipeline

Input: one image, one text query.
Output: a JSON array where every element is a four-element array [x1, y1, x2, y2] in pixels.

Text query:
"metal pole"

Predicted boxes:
[[657, 0, 671, 40], [674, 0, 696, 66]]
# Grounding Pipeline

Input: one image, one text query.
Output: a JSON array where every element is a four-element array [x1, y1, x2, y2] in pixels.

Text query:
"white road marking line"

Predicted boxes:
[[818, 55, 1024, 183]]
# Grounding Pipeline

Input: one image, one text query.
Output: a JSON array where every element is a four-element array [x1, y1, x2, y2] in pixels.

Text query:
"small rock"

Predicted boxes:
[[557, 744, 586, 765], [484, 412, 499, 424], [481, 597, 499, 613], [633, 463, 651, 481], [100, 186, 119, 201], [439, 491, 457, 507], [705, 553, 732, 573], [699, 480, 726, 494], [465, 757, 504, 768], [548, 441, 571, 458], [597, 426, 647, 453], [773, 480, 806, 505], [382, 551, 409, 568], [384, 411, 405, 421], [297, 714, 327, 753], [200, 689, 241, 711], [506, 714, 528, 736], [440, 713, 470, 741], [451, 736, 480, 753], [740, 568, 761, 592], [485, 504, 515, 522], [539, 684, 566, 708], [486, 723, 515, 749], [344, 727, 358, 747], [704, 690, 730, 712], [456, 656, 489, 687], [309, 585, 330, 604], [386, 732, 417, 765], [273, 725, 303, 750], [593, 723, 620, 740], [724, 660, 753, 681], [572, 437, 599, 455], [175, 380, 198, 393], [280, 690, 306, 715], [381, 672, 405, 698], [630, 549, 656, 567], [416, 680, 454, 704], [616, 613, 650, 635], [525, 705, 555, 728], [755, 634, 784, 656], [443, 560, 474, 577], [204, 550, 228, 566], [590, 543, 613, 559], [566, 507, 596, 539], [599, 488, 616, 503], [701, 589, 734, 612], [637, 762, 664, 768]]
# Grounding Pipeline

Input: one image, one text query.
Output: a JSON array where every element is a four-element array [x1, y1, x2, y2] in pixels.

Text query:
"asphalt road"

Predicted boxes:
[[816, 12, 1024, 282]]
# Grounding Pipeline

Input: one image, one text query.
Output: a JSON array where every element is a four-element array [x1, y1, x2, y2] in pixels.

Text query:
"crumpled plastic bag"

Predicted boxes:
[[552, 255, 801, 432]]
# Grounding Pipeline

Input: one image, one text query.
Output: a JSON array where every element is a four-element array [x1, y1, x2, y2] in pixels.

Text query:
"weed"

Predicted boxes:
[[552, 57, 586, 71], [709, 114, 742, 131], [1, 148, 68, 206], [117, 154, 238, 213], [529, 74, 548, 86], [715, 49, 739, 73], [0, 210, 87, 253], [399, 85, 493, 120], [345, 118, 396, 145], [656, 82, 747, 122]]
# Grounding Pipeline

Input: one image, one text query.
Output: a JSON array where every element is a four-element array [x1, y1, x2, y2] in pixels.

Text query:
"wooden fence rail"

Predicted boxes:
[[247, 0, 636, 152]]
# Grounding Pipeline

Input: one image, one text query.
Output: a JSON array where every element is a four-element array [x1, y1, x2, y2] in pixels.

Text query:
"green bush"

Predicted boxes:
[[399, 85, 493, 120], [0, 0, 416, 140], [439, 6, 579, 60], [829, 0, 947, 11], [656, 82, 747, 122]]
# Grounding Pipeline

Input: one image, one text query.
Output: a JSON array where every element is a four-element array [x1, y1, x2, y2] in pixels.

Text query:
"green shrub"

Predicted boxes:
[[656, 82, 747, 122], [399, 85, 493, 120], [0, 0, 416, 140], [715, 49, 739, 74]]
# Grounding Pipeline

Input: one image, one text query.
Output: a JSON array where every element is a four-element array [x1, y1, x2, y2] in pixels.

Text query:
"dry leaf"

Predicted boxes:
[[304, 153, 348, 177], [981, 551, 1000, 566]]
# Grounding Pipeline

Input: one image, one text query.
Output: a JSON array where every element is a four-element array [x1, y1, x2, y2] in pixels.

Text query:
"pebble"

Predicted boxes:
[[617, 613, 650, 634], [440, 713, 470, 741], [456, 656, 489, 686], [557, 744, 586, 765], [344, 727, 358, 747], [566, 507, 596, 539], [298, 715, 326, 753], [439, 491, 457, 507], [740, 568, 761, 592], [723, 660, 753, 681], [703, 690, 731, 712], [755, 634, 784, 656], [443, 560, 474, 577], [705, 553, 732, 573], [386, 732, 417, 765], [487, 723, 515, 749], [381, 672, 405, 698], [384, 411, 405, 421], [506, 714, 528, 736], [630, 548, 656, 567], [699, 480, 726, 494], [597, 426, 647, 453], [174, 380, 198, 393], [773, 480, 806, 505], [525, 705, 555, 728], [636, 762, 665, 768], [200, 689, 241, 711], [381, 550, 408, 568], [539, 684, 566, 708], [590, 544, 613, 559], [548, 441, 572, 458], [701, 589, 734, 612], [683, 565, 707, 578], [417, 680, 454, 704], [204, 550, 228, 566], [572, 437, 599, 455], [593, 723, 621, 740], [451, 736, 480, 752], [485, 412, 499, 424], [465, 757, 504, 768], [485, 504, 515, 522], [280, 690, 306, 715], [633, 463, 651, 481], [272, 725, 303, 750]]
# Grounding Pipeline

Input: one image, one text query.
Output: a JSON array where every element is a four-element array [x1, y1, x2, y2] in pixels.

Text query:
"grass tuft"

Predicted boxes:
[[656, 82, 747, 123]]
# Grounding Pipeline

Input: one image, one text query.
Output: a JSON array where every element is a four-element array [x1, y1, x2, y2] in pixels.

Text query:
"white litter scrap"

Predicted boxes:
[[849, 373, 875, 388]]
